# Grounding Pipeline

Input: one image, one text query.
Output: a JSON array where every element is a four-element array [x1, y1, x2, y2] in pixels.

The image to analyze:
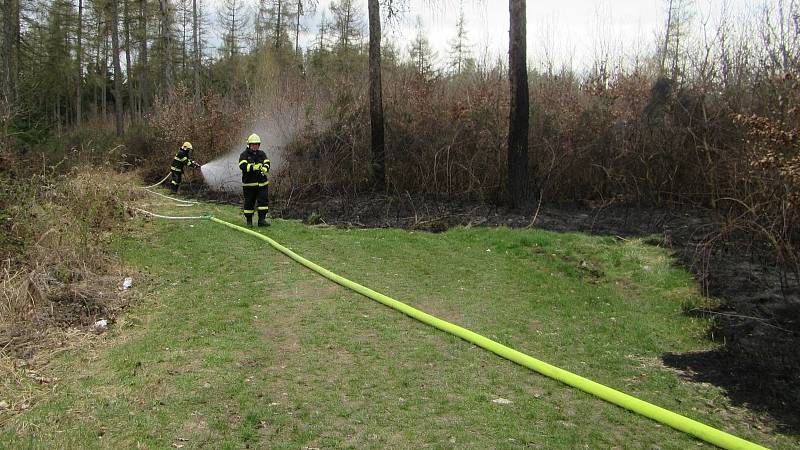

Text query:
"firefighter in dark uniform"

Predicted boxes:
[[170, 141, 199, 193], [238, 133, 270, 227]]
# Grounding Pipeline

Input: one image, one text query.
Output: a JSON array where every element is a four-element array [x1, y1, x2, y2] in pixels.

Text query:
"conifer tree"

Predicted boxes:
[[408, 17, 436, 77]]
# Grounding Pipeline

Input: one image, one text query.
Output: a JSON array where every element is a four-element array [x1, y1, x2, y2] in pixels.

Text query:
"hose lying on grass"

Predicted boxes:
[[204, 215, 766, 450], [128, 200, 767, 450]]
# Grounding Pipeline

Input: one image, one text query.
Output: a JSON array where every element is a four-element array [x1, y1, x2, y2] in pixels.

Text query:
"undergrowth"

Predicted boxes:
[[0, 146, 141, 354]]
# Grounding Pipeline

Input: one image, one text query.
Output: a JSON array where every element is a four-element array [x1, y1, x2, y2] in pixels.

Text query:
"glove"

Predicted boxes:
[[252, 163, 262, 172], [260, 165, 269, 175]]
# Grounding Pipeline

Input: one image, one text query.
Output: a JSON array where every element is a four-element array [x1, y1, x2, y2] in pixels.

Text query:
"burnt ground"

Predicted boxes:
[[259, 193, 799, 434]]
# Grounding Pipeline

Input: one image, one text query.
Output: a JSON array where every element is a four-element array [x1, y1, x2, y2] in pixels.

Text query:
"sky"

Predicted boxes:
[[208, 0, 758, 72], [310, 0, 665, 70], [296, 0, 756, 71]]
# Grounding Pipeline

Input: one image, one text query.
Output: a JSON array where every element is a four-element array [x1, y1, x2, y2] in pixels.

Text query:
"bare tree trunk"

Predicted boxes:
[[295, 0, 301, 55], [13, 0, 19, 105], [508, 0, 530, 209], [160, 0, 174, 96], [661, 0, 674, 76], [110, 0, 124, 136], [139, 0, 149, 114], [671, 11, 681, 80], [779, 0, 789, 70], [76, 0, 83, 127], [2, 0, 20, 112], [192, 0, 200, 107], [275, 0, 283, 49], [102, 27, 109, 119], [111, 0, 125, 135], [368, 0, 385, 191], [181, 0, 187, 79], [93, 14, 100, 117], [124, 0, 136, 120]]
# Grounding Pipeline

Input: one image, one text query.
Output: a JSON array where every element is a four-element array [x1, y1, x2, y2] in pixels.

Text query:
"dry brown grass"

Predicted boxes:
[[0, 163, 141, 355], [0, 157, 142, 422]]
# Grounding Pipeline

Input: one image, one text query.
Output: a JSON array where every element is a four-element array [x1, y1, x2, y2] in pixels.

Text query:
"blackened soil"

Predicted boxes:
[[268, 193, 800, 433]]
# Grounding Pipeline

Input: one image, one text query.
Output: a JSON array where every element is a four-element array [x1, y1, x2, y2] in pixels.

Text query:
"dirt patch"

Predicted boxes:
[[266, 193, 800, 434], [0, 273, 136, 360]]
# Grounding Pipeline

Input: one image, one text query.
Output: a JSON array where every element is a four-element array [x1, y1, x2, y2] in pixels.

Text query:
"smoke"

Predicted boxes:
[[199, 106, 304, 193]]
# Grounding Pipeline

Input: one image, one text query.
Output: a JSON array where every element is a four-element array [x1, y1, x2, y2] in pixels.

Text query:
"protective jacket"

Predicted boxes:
[[238, 148, 270, 187], [171, 148, 193, 173]]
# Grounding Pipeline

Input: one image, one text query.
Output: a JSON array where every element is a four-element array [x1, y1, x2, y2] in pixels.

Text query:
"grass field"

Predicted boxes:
[[0, 196, 795, 449]]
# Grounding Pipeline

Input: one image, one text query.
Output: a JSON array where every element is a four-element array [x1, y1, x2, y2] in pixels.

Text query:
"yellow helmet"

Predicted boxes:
[[247, 133, 261, 145], [181, 141, 193, 150]]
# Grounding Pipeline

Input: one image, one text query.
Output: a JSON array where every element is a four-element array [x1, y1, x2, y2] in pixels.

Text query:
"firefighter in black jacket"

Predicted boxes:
[[239, 133, 271, 227], [170, 141, 199, 193]]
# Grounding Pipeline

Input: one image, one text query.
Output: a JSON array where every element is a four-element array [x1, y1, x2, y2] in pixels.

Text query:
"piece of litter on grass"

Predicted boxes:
[[93, 319, 108, 332], [0, 400, 8, 410], [492, 398, 513, 405], [122, 277, 133, 290]]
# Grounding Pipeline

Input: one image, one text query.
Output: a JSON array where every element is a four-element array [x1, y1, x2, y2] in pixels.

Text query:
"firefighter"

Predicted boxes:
[[169, 141, 200, 193], [238, 133, 271, 227]]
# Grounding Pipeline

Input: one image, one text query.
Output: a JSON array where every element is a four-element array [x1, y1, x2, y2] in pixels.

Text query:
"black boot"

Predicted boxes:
[[245, 214, 253, 227], [257, 212, 270, 227]]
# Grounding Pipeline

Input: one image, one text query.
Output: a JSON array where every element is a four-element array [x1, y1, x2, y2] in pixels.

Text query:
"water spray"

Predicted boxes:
[[196, 103, 305, 193]]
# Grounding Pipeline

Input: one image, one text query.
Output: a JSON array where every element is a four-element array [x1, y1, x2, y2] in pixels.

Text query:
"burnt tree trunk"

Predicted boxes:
[[507, 0, 530, 209], [367, 0, 386, 191]]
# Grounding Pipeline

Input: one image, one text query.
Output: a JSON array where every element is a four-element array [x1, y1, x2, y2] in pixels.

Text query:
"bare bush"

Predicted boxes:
[[133, 86, 246, 181], [0, 163, 141, 332]]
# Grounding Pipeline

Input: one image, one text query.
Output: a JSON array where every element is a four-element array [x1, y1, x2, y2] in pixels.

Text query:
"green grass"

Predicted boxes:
[[1, 197, 796, 449]]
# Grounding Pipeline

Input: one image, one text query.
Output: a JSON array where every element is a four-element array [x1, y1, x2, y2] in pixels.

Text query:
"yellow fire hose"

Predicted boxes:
[[204, 215, 766, 450]]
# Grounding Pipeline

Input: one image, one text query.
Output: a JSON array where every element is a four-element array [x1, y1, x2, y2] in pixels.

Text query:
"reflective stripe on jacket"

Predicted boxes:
[[171, 148, 191, 172], [238, 148, 270, 186]]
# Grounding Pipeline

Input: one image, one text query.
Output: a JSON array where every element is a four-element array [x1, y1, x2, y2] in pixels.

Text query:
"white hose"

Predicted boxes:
[[142, 173, 172, 189], [130, 207, 202, 220], [141, 188, 197, 204]]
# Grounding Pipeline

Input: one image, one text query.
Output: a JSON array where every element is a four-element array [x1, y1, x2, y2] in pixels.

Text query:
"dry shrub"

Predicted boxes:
[[284, 105, 370, 197], [0, 128, 14, 173], [281, 66, 745, 207], [281, 69, 509, 201], [133, 85, 246, 181], [386, 71, 507, 200], [281, 75, 371, 198], [727, 112, 800, 276], [277, 51, 800, 275], [0, 164, 141, 334]]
